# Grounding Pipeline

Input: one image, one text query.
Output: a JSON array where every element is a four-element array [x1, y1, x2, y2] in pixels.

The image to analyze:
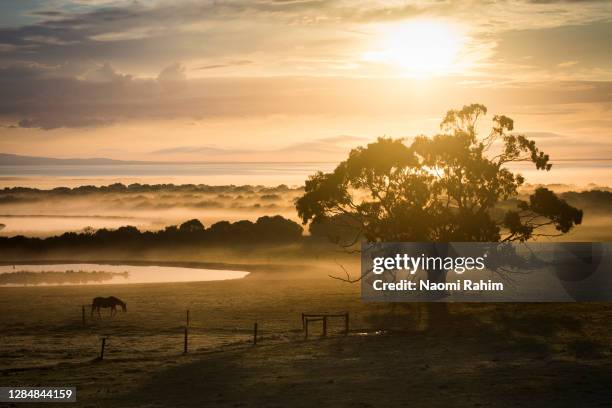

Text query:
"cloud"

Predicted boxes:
[[523, 131, 566, 139], [525, 0, 609, 3], [81, 62, 131, 82], [0, 0, 609, 86], [17, 116, 115, 130], [0, 62, 55, 79], [557, 60, 579, 68], [196, 60, 254, 70], [0, 0, 610, 130], [1, 65, 612, 130], [157, 62, 186, 82], [0, 0, 603, 70], [494, 20, 612, 74]]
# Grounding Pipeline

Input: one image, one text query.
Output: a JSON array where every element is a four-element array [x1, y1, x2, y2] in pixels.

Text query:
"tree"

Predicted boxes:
[[309, 214, 361, 246], [254, 215, 303, 242], [296, 104, 582, 245], [179, 219, 205, 233]]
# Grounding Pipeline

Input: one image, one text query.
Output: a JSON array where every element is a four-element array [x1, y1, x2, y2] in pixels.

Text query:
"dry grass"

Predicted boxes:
[[1, 262, 612, 407]]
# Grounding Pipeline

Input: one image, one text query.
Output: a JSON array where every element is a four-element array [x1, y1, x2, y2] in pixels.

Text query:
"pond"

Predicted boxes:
[[0, 263, 249, 286]]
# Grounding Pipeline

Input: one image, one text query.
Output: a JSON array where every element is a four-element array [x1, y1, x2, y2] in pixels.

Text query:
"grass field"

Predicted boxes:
[[1, 259, 612, 407], [0, 263, 359, 367]]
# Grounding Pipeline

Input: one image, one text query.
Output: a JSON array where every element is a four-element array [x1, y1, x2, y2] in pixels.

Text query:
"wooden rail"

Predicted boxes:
[[85, 307, 354, 360], [302, 312, 349, 339]]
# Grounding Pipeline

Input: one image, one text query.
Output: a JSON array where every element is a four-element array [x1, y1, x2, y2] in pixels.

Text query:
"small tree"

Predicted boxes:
[[296, 104, 582, 245]]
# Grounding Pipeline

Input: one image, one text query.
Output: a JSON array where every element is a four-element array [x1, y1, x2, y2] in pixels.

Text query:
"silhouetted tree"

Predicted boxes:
[[179, 219, 205, 233], [0, 215, 304, 253], [309, 214, 361, 245], [254, 215, 303, 242], [296, 104, 582, 244], [208, 220, 232, 240], [296, 104, 584, 329]]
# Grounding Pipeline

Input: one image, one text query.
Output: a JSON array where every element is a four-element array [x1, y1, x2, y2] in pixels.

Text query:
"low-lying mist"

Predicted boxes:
[[0, 183, 303, 236], [1, 182, 611, 242]]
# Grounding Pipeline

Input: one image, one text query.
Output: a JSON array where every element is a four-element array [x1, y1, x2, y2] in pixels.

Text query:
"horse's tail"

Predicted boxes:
[[90, 300, 96, 317]]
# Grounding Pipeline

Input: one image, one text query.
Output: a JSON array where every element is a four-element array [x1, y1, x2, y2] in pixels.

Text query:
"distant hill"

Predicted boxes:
[[0, 153, 146, 165]]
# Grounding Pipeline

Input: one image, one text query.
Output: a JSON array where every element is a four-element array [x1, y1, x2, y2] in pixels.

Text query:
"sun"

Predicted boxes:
[[363, 20, 466, 77]]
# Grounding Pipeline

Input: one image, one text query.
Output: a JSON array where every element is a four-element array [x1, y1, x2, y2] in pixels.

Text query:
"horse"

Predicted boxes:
[[91, 296, 127, 317]]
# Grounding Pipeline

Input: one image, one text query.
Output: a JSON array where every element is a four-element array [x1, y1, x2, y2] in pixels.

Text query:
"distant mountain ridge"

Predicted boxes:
[[0, 153, 333, 165], [0, 153, 149, 165]]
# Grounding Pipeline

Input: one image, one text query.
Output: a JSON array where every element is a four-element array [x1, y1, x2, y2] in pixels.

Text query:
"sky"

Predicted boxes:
[[0, 0, 611, 163]]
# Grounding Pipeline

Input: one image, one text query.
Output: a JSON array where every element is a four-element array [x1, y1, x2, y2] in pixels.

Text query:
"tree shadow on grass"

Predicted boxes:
[[114, 330, 612, 408], [114, 303, 610, 407]]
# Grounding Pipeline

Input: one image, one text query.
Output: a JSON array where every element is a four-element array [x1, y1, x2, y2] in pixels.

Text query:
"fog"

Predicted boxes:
[[1, 183, 611, 242], [0, 184, 303, 236]]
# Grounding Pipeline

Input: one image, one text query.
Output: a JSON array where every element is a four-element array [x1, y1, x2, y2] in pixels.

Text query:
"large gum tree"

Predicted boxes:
[[296, 104, 582, 246]]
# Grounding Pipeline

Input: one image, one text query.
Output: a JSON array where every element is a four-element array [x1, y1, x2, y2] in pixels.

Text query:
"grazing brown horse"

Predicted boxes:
[[91, 296, 127, 317]]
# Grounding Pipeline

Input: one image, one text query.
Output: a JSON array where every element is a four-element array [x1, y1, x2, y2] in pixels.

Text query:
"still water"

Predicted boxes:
[[1, 160, 609, 188], [0, 263, 249, 286], [0, 162, 336, 188]]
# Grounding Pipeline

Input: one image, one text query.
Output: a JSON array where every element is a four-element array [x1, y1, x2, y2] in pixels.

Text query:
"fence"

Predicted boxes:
[[301, 312, 349, 339], [81, 308, 350, 361]]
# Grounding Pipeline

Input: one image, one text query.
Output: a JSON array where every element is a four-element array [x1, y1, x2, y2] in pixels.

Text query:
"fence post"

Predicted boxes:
[[344, 312, 349, 335], [99, 337, 106, 360], [186, 310, 190, 328], [183, 327, 188, 354], [301, 313, 305, 331], [183, 326, 188, 354], [322, 316, 327, 337], [82, 305, 86, 326], [253, 323, 258, 345], [304, 319, 309, 339]]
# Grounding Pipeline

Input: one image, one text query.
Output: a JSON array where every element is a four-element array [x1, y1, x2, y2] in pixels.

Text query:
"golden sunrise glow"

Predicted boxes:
[[363, 21, 466, 77], [0, 1, 611, 168]]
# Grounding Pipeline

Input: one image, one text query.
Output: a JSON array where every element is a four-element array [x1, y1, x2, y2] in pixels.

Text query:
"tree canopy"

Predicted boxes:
[[296, 104, 583, 244], [0, 215, 304, 253]]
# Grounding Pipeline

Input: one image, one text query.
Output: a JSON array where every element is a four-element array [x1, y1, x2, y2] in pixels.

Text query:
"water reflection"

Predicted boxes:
[[0, 263, 249, 286]]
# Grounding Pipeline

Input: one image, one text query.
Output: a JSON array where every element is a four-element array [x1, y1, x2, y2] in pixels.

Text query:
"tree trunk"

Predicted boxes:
[[419, 243, 451, 331]]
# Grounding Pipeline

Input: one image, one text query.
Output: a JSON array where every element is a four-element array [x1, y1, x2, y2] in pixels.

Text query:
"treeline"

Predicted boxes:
[[0, 215, 305, 252], [560, 190, 612, 213], [1, 183, 301, 195]]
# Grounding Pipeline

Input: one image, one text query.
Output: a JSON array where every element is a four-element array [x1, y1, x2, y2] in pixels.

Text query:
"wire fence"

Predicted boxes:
[[0, 308, 351, 370]]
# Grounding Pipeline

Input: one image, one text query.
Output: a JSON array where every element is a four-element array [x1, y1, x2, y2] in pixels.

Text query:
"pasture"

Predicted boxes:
[[1, 263, 612, 407]]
